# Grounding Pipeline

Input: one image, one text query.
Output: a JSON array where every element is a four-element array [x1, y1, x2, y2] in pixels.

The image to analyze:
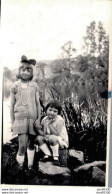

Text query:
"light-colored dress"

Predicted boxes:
[[10, 80, 39, 135], [41, 115, 69, 147]]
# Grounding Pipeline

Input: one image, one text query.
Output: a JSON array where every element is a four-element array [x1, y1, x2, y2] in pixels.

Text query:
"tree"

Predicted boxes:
[[83, 21, 97, 56], [61, 41, 76, 72], [97, 22, 108, 56], [48, 41, 77, 101], [82, 21, 109, 96], [83, 21, 109, 59], [75, 55, 89, 73]]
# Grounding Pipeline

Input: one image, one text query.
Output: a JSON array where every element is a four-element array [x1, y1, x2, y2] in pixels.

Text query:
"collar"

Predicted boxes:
[[19, 80, 34, 87]]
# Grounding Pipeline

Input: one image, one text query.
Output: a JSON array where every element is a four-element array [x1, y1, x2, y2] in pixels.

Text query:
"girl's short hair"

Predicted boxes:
[[45, 99, 62, 114]]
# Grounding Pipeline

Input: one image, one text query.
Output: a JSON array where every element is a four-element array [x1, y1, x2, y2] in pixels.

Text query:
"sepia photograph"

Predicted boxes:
[[1, 0, 112, 187]]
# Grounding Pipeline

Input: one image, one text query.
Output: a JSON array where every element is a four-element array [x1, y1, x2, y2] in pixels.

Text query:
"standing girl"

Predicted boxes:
[[10, 57, 41, 172]]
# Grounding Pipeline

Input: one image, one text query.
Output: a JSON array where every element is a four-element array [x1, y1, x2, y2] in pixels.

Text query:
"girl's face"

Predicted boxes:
[[47, 106, 58, 120], [20, 64, 33, 81]]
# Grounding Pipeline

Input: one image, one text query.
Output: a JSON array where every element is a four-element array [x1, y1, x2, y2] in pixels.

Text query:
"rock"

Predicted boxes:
[[68, 149, 84, 168], [2, 152, 10, 170], [91, 167, 105, 186], [39, 161, 70, 176], [38, 161, 71, 185], [72, 161, 106, 186], [74, 161, 106, 173], [59, 148, 68, 166]]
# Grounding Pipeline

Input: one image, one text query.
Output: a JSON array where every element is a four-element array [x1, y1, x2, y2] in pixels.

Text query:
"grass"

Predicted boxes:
[[62, 96, 107, 162]]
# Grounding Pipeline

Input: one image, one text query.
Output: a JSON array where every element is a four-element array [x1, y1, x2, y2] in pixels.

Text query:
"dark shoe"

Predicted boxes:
[[59, 163, 66, 167], [18, 164, 24, 171], [53, 158, 60, 166], [40, 155, 51, 162], [16, 163, 25, 182], [26, 166, 36, 176], [16, 163, 24, 174]]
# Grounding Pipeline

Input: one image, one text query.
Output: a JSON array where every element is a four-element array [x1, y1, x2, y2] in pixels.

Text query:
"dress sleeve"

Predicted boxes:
[[9, 82, 17, 94], [55, 116, 65, 128], [33, 82, 40, 93]]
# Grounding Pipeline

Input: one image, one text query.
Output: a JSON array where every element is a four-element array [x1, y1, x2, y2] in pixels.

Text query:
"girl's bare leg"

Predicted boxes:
[[16, 134, 28, 167], [36, 135, 51, 156], [18, 134, 28, 155]]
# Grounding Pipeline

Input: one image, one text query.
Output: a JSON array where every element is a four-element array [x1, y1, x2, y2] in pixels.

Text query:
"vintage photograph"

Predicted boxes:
[[1, 0, 111, 186]]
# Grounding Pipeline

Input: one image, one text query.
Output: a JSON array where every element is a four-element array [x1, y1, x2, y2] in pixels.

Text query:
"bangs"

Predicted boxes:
[[20, 63, 33, 71], [46, 100, 62, 114]]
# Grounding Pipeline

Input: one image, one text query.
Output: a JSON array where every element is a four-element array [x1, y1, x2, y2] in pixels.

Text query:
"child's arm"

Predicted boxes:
[[48, 120, 64, 136], [10, 92, 15, 124], [35, 90, 41, 128], [36, 124, 45, 136], [37, 129, 44, 136]]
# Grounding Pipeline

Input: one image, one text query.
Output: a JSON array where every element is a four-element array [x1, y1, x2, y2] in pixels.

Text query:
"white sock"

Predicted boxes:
[[54, 156, 58, 160], [39, 143, 51, 156], [16, 153, 25, 165], [50, 144, 59, 157], [27, 149, 35, 167], [35, 145, 39, 152]]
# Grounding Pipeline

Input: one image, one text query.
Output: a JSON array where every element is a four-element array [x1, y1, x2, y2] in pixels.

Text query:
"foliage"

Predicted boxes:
[[39, 21, 108, 162], [83, 21, 97, 56], [3, 67, 13, 98], [62, 99, 107, 162], [83, 21, 109, 57], [4, 67, 13, 81], [3, 21, 108, 162]]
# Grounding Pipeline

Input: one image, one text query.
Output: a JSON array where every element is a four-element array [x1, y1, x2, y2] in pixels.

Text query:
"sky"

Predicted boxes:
[[1, 0, 112, 70]]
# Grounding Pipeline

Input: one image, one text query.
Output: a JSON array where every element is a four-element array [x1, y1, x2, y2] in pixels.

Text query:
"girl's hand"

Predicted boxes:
[[10, 121, 14, 132], [43, 120, 50, 128], [11, 118, 15, 125], [34, 119, 41, 129], [44, 135, 50, 142], [49, 118, 55, 124], [11, 128, 13, 132], [10, 123, 13, 132]]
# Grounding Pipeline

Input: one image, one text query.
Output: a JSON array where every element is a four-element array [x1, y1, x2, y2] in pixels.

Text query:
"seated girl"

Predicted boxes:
[[35, 99, 68, 165]]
